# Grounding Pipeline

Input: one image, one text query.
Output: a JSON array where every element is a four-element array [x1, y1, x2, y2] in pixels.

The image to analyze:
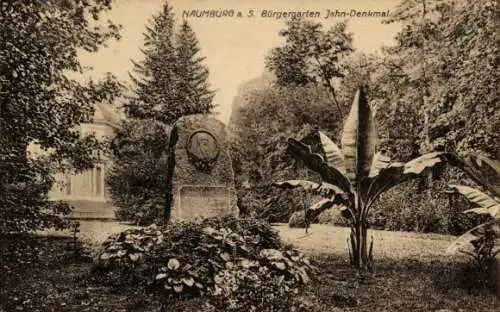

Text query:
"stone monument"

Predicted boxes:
[[165, 114, 239, 221]]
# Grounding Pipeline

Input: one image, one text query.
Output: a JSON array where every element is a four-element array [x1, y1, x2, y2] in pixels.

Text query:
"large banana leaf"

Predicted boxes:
[[446, 221, 500, 254], [403, 152, 444, 174], [307, 200, 352, 222], [273, 180, 321, 192], [309, 198, 335, 212], [340, 88, 377, 183], [368, 151, 392, 178], [449, 184, 500, 218], [362, 163, 406, 207], [318, 131, 346, 175], [273, 180, 345, 198], [362, 152, 446, 207], [287, 138, 351, 192], [304, 199, 337, 224], [446, 230, 479, 255], [447, 153, 500, 198]]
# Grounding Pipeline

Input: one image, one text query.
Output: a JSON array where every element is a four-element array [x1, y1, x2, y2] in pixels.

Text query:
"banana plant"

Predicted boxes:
[[273, 88, 449, 270], [445, 153, 500, 264]]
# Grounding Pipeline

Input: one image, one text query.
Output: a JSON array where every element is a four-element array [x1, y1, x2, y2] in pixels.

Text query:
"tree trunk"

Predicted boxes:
[[349, 219, 371, 270]]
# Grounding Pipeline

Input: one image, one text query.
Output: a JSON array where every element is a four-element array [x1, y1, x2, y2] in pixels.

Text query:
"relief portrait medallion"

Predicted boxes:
[[186, 130, 220, 171]]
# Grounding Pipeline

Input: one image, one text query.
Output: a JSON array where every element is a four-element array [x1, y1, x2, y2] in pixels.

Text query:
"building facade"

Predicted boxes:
[[48, 103, 121, 219]]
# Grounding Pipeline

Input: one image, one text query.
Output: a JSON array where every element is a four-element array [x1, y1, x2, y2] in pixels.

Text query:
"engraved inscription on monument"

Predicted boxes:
[[179, 186, 230, 219]]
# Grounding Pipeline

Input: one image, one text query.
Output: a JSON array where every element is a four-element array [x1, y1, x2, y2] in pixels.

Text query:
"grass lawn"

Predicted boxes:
[[274, 223, 457, 260], [277, 224, 499, 311], [1, 222, 498, 312]]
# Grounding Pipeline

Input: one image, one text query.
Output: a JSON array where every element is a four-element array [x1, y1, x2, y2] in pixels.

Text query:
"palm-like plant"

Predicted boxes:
[[446, 153, 500, 281], [274, 88, 448, 270]]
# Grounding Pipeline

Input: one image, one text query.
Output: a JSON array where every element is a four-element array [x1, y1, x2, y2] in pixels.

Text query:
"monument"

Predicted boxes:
[[165, 114, 239, 221]]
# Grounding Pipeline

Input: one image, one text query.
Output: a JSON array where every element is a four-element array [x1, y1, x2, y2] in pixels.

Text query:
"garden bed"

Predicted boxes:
[[1, 223, 498, 312]]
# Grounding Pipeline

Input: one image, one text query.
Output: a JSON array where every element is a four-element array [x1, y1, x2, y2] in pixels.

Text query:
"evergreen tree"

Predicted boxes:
[[174, 20, 216, 116], [109, 6, 215, 224], [125, 3, 215, 124], [125, 3, 177, 123]]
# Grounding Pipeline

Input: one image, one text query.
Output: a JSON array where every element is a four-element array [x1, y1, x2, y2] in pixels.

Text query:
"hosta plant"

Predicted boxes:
[[92, 216, 315, 307], [274, 88, 448, 270], [446, 153, 500, 284]]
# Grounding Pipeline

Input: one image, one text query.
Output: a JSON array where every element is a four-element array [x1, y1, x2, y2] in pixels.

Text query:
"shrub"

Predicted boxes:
[[92, 216, 315, 310], [288, 210, 307, 228], [446, 153, 500, 290], [459, 225, 499, 288], [106, 119, 170, 225], [317, 208, 350, 227], [369, 181, 475, 235], [0, 156, 75, 233]]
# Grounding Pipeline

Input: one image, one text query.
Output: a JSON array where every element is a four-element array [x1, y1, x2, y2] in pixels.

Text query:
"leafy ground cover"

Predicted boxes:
[[91, 217, 314, 312], [1, 223, 498, 312]]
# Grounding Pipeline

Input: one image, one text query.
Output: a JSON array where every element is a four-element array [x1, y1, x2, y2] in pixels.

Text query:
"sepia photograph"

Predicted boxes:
[[1, 0, 499, 311]]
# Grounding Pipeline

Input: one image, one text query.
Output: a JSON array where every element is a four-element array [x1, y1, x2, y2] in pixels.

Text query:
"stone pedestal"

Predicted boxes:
[[166, 114, 238, 221]]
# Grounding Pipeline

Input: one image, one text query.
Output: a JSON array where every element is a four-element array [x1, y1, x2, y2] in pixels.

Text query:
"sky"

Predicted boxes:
[[78, 0, 402, 124]]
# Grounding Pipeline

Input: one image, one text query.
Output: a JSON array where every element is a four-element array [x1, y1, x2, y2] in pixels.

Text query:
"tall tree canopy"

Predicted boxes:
[[0, 0, 123, 232], [377, 0, 499, 159], [265, 18, 354, 118], [174, 20, 216, 116], [108, 3, 215, 224], [124, 2, 216, 124], [266, 18, 354, 87], [230, 18, 355, 221]]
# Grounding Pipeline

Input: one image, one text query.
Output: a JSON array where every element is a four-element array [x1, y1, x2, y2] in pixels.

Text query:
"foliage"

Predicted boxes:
[[290, 204, 349, 229], [265, 18, 353, 118], [3, 232, 499, 312], [0, 0, 122, 233], [174, 20, 216, 117], [288, 210, 308, 228], [457, 224, 499, 288], [229, 85, 343, 222], [230, 18, 355, 222], [92, 216, 314, 311], [375, 0, 499, 157], [446, 153, 500, 287], [426, 0, 499, 157], [274, 88, 448, 270], [265, 17, 353, 86], [290, 176, 473, 235], [317, 207, 351, 227], [368, 176, 476, 235], [335, 1, 499, 235], [110, 3, 215, 225], [124, 2, 216, 124], [106, 119, 169, 225]]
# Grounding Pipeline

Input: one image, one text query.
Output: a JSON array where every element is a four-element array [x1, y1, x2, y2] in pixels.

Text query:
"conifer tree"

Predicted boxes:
[[174, 20, 216, 116], [109, 5, 215, 224], [125, 3, 215, 124], [125, 3, 177, 124]]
